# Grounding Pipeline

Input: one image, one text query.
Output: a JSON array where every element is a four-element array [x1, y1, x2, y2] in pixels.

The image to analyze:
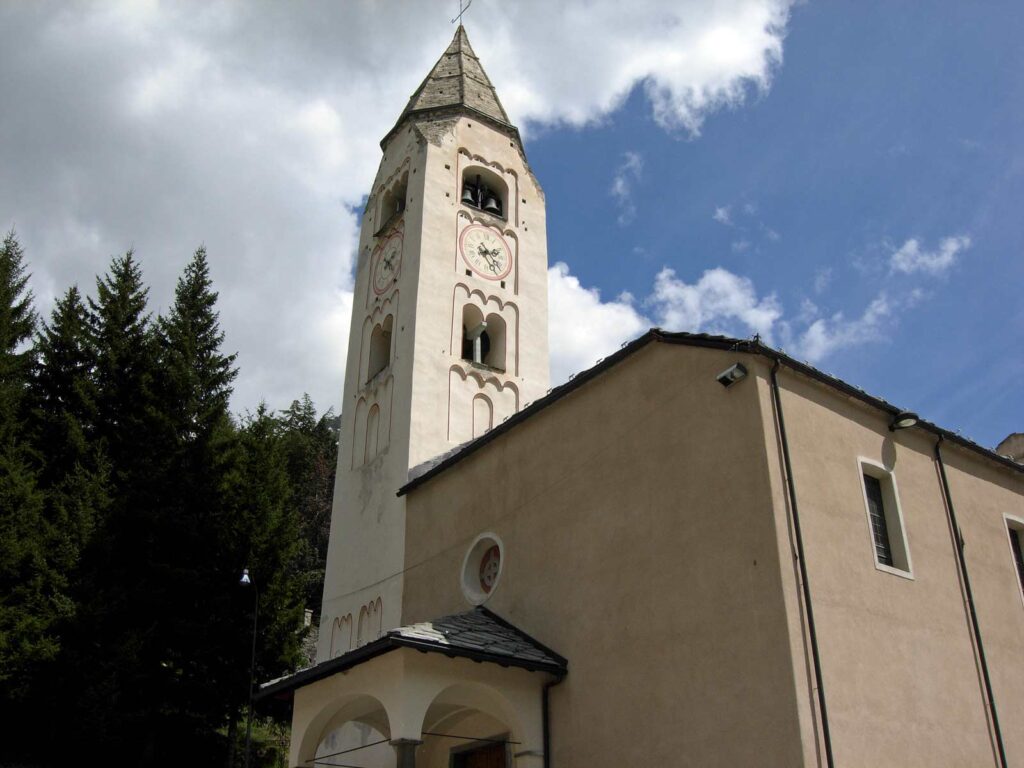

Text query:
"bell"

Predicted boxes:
[[461, 184, 477, 206], [483, 194, 501, 215]]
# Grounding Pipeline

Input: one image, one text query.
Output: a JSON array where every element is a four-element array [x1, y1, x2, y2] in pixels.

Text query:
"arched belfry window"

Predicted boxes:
[[377, 174, 407, 234], [367, 315, 393, 381], [461, 166, 507, 219], [483, 313, 506, 372], [461, 305, 491, 366], [460, 306, 506, 372]]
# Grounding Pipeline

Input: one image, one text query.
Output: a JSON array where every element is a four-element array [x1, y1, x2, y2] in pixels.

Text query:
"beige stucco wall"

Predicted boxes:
[[754, 359, 1024, 766], [940, 448, 1024, 763], [401, 343, 807, 767]]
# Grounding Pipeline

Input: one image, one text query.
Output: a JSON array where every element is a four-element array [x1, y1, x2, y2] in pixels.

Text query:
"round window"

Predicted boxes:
[[461, 534, 504, 605]]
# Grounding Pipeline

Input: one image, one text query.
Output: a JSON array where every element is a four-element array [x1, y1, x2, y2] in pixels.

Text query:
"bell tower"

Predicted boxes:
[[317, 26, 550, 661]]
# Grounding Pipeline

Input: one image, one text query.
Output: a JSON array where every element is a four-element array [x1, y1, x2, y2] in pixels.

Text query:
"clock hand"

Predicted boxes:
[[476, 243, 498, 269], [487, 248, 503, 273]]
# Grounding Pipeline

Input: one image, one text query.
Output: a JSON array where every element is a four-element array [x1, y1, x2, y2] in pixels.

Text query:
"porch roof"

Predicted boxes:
[[256, 606, 567, 702]]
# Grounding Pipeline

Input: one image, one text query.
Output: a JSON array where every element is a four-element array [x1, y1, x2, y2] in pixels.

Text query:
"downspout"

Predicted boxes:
[[542, 673, 565, 768], [934, 437, 1008, 768], [769, 359, 835, 768]]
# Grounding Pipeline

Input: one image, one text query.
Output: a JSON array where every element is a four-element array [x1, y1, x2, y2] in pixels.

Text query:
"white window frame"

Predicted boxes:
[[1004, 514, 1024, 609], [858, 457, 913, 579]]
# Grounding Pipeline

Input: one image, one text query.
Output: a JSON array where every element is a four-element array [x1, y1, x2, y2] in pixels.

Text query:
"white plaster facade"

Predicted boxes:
[[317, 29, 550, 663]]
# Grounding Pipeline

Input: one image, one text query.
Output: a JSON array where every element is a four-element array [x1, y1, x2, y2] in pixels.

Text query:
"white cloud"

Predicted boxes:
[[610, 151, 644, 225], [713, 206, 733, 225], [546, 261, 939, 383], [731, 239, 751, 253], [548, 263, 649, 383], [0, 1, 794, 414], [786, 295, 894, 362], [890, 235, 971, 275], [649, 267, 782, 340]]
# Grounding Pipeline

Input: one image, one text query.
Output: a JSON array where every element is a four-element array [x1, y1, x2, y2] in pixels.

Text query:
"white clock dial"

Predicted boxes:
[[459, 225, 512, 280], [373, 237, 402, 295]]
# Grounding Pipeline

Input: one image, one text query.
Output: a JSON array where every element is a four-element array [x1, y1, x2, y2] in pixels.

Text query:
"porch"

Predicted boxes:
[[257, 607, 567, 768]]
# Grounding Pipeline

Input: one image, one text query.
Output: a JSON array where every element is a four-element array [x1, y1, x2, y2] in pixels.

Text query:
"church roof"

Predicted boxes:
[[401, 330, 1023, 495], [381, 25, 514, 148], [255, 606, 566, 701]]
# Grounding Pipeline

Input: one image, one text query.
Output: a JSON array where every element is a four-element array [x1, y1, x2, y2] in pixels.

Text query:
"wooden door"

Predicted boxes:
[[457, 742, 506, 768]]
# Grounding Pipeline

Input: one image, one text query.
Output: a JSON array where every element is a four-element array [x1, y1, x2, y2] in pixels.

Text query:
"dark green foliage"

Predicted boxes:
[[0, 230, 72, 696], [231, 406, 307, 677], [157, 247, 237, 441], [0, 240, 332, 767], [278, 395, 339, 615], [88, 251, 158, 483], [30, 286, 108, 557], [0, 230, 36, 441], [31, 287, 98, 475]]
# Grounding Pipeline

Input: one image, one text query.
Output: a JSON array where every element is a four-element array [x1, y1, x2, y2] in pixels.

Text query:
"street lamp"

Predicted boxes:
[[240, 568, 259, 768]]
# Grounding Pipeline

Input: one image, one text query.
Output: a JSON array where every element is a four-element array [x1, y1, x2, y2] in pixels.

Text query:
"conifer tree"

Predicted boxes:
[[157, 246, 237, 443], [0, 230, 35, 441], [279, 395, 338, 614], [28, 284, 110, 611], [88, 251, 158, 483], [68, 251, 163, 757], [146, 247, 244, 746], [31, 286, 99, 483], [0, 230, 70, 696], [30, 286, 108, 560]]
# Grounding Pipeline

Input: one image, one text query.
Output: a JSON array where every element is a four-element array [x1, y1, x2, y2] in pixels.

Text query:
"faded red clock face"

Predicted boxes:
[[479, 545, 501, 593], [373, 236, 402, 295]]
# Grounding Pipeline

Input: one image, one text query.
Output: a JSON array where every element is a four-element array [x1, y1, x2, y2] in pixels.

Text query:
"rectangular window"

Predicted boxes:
[[859, 460, 912, 577], [863, 473, 893, 566], [1007, 517, 1024, 605]]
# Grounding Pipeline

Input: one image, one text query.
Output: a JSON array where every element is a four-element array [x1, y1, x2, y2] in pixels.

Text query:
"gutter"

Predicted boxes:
[[934, 438, 1008, 767], [769, 359, 835, 768], [542, 673, 566, 768]]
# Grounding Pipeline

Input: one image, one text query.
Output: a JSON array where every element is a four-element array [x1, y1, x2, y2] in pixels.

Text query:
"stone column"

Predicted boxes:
[[391, 738, 422, 768]]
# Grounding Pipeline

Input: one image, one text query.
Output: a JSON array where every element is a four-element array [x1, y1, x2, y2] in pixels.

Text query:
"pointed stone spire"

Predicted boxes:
[[382, 25, 515, 148]]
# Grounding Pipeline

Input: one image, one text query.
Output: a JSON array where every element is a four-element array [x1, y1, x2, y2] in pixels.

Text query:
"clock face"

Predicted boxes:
[[478, 545, 501, 594], [372, 236, 402, 295], [460, 225, 512, 280]]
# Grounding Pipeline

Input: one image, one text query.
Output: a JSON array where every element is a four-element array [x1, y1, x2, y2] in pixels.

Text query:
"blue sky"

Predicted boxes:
[[531, 1, 1023, 447], [0, 1, 1020, 449]]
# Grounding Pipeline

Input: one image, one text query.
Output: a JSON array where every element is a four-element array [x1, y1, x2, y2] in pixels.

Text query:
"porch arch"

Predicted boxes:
[[297, 693, 392, 768]]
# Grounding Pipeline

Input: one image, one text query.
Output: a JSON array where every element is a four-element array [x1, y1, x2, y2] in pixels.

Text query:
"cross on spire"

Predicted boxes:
[[451, 0, 472, 25]]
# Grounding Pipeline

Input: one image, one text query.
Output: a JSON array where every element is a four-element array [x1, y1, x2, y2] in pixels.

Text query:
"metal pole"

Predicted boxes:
[[244, 581, 259, 768]]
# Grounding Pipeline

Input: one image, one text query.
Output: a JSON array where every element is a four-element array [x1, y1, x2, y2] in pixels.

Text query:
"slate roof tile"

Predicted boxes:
[[391, 607, 566, 670], [383, 25, 513, 147]]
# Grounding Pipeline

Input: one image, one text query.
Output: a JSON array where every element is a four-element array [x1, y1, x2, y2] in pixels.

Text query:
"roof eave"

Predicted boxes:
[[380, 104, 522, 151], [398, 329, 1022, 496], [254, 615, 568, 702]]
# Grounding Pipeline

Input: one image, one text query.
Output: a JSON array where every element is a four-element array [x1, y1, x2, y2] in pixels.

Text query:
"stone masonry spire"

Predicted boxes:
[[381, 25, 514, 148]]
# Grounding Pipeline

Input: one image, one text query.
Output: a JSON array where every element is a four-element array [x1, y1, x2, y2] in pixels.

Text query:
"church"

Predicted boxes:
[[257, 26, 1024, 768]]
